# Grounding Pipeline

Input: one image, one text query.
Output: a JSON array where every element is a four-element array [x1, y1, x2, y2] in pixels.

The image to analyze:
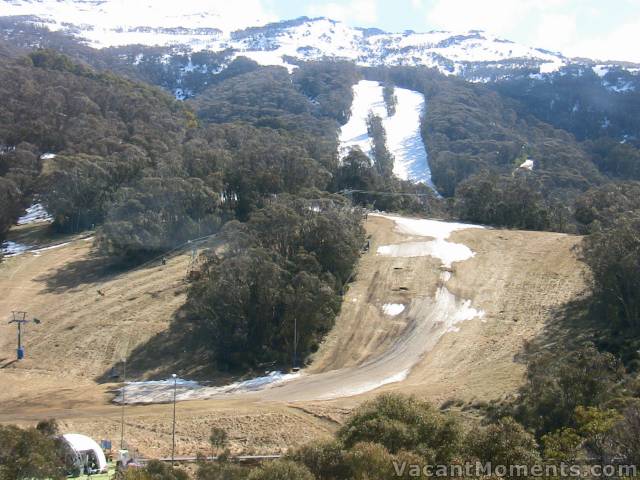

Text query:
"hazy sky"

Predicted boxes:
[[257, 0, 640, 62]]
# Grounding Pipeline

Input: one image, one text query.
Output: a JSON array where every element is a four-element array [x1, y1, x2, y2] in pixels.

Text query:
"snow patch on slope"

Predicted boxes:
[[17, 203, 53, 225], [320, 369, 410, 399], [382, 304, 405, 316], [374, 215, 484, 268], [374, 213, 485, 335], [316, 216, 485, 400], [339, 80, 435, 188], [377, 241, 476, 267], [385, 215, 484, 239], [518, 159, 534, 171], [339, 80, 387, 158], [115, 371, 300, 404], [1, 241, 30, 257], [2, 0, 273, 47], [384, 87, 434, 187]]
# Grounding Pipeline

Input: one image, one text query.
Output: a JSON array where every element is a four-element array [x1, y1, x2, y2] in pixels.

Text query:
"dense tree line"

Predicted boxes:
[[0, 176, 22, 252], [0, 50, 191, 157], [382, 82, 397, 116], [0, 48, 197, 234], [574, 182, 640, 229], [494, 65, 640, 144], [570, 182, 640, 364], [454, 172, 554, 231], [292, 61, 359, 123], [193, 66, 312, 124], [587, 137, 640, 181], [331, 149, 445, 216], [190, 65, 341, 175], [366, 113, 394, 177], [0, 46, 389, 379], [186, 194, 364, 370], [0, 49, 364, 373], [583, 213, 640, 332], [98, 177, 222, 260], [507, 345, 625, 437]]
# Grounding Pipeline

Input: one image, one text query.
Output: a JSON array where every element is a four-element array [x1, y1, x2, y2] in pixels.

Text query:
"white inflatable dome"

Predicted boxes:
[[62, 433, 108, 473]]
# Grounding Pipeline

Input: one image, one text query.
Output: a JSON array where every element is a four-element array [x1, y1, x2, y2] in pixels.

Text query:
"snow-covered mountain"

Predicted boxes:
[[1, 0, 272, 38], [1, 0, 569, 77]]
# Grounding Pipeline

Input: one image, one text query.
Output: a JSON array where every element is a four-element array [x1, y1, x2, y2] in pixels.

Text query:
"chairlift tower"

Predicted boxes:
[[8, 311, 41, 360]]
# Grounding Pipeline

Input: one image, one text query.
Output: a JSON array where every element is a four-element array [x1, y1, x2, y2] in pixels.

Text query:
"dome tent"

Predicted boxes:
[[62, 433, 108, 474]]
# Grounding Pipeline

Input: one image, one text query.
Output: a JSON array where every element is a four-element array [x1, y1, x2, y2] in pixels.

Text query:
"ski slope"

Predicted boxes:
[[116, 215, 485, 404], [338, 80, 387, 159], [339, 80, 436, 190]]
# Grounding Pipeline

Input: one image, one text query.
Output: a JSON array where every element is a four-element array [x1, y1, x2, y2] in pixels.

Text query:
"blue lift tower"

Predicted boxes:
[[8, 311, 41, 360]]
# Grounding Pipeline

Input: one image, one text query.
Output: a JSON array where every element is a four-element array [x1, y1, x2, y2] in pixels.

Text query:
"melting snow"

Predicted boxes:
[[30, 242, 71, 254], [114, 371, 300, 404], [593, 65, 610, 77], [1, 240, 70, 257], [112, 214, 486, 404], [373, 214, 484, 268], [377, 241, 476, 267], [17, 203, 53, 225], [539, 61, 563, 74], [519, 159, 534, 170], [321, 369, 410, 399], [238, 51, 297, 72], [382, 215, 483, 240], [1, 241, 31, 257], [605, 81, 635, 93], [382, 304, 405, 316], [438, 284, 485, 323]]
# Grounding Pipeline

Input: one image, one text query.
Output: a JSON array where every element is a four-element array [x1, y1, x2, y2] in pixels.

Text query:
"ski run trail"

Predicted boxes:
[[338, 79, 436, 189], [118, 82, 476, 405], [116, 80, 480, 404], [119, 215, 486, 404]]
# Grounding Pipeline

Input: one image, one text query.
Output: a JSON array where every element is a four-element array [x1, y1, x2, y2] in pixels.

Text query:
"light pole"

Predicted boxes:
[[120, 358, 127, 451], [293, 316, 298, 371], [171, 373, 177, 467]]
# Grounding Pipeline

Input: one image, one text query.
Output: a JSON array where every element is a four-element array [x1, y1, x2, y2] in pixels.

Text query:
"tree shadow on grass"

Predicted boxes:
[[514, 292, 600, 365], [95, 306, 223, 385], [36, 252, 143, 294]]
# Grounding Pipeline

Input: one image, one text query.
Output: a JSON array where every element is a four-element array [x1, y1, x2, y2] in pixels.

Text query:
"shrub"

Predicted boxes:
[[338, 393, 465, 462], [247, 460, 314, 480]]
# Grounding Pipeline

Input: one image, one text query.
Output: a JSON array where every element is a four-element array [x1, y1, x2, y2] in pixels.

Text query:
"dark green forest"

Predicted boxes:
[[0, 47, 366, 375]]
